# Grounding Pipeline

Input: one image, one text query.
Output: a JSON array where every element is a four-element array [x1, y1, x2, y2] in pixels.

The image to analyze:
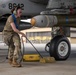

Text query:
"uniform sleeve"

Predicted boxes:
[[8, 16, 14, 23]]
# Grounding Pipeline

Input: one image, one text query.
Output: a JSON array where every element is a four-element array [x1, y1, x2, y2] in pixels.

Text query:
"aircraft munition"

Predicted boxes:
[[31, 0, 76, 27], [31, 15, 76, 27]]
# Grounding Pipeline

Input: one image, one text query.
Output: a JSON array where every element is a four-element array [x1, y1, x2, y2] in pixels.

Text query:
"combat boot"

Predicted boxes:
[[12, 58, 22, 67], [8, 58, 12, 64]]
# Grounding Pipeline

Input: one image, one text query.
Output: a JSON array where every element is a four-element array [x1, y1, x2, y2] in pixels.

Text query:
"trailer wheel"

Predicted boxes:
[[49, 35, 71, 60]]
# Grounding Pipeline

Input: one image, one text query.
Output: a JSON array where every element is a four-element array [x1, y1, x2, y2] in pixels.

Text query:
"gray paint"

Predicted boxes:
[[0, 0, 47, 16]]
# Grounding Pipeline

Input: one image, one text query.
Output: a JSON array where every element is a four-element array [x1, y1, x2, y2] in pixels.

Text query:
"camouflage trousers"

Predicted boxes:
[[3, 32, 21, 60]]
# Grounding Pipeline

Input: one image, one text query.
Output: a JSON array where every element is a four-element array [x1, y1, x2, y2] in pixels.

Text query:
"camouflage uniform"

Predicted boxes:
[[3, 15, 21, 61]]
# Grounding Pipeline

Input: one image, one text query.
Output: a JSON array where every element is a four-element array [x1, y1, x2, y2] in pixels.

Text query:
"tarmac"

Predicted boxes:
[[0, 44, 76, 75]]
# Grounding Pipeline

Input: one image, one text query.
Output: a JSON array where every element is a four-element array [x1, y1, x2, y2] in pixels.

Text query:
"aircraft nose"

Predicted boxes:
[[31, 18, 36, 26]]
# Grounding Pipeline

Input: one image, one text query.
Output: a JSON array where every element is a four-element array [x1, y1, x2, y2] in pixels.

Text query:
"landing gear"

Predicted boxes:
[[46, 35, 71, 60], [45, 42, 50, 52]]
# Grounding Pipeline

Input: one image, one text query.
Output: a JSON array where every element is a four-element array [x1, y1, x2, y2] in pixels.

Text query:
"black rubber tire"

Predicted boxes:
[[49, 35, 71, 60]]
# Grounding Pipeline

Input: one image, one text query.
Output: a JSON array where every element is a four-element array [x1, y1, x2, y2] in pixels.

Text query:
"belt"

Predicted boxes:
[[4, 30, 13, 32]]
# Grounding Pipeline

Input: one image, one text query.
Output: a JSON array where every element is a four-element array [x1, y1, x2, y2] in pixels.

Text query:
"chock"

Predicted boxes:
[[40, 57, 56, 63]]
